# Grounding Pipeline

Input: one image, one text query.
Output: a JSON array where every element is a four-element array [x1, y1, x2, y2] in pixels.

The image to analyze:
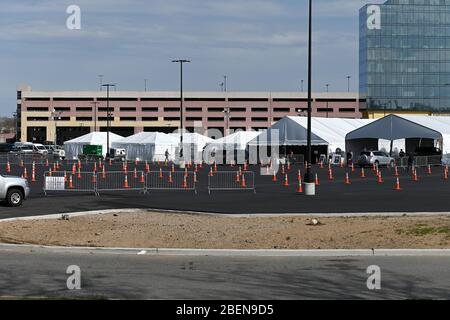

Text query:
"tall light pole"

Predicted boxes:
[[144, 78, 149, 92], [223, 108, 231, 136], [102, 83, 116, 158], [304, 0, 315, 196], [172, 59, 191, 164], [223, 75, 228, 92], [347, 75, 351, 92], [220, 82, 224, 92], [91, 101, 99, 132], [326, 84, 330, 118], [51, 109, 62, 146], [301, 80, 304, 93]]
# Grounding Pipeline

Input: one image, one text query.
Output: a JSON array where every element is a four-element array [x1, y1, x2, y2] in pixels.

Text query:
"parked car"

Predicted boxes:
[[0, 143, 15, 153], [357, 151, 395, 168], [0, 174, 30, 207], [45, 145, 66, 160]]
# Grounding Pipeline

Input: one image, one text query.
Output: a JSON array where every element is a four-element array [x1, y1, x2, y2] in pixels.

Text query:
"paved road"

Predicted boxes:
[[1, 162, 450, 218], [0, 247, 448, 299]]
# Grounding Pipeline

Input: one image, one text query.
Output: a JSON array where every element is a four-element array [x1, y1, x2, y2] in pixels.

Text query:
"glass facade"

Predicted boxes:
[[360, 0, 450, 111]]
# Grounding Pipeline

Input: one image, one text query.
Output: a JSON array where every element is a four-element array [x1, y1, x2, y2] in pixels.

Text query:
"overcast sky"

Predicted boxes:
[[0, 0, 384, 115]]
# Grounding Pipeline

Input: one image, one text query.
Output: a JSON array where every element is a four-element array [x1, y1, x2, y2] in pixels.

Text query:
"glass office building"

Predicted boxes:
[[360, 0, 450, 112]]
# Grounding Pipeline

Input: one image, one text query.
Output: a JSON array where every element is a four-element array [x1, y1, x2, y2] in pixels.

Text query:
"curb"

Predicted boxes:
[[1, 208, 450, 222], [0, 244, 449, 257]]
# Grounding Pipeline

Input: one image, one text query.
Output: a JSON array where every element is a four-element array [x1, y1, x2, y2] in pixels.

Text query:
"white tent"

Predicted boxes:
[[399, 115, 450, 154], [288, 117, 375, 153], [207, 131, 262, 151], [64, 132, 124, 160], [169, 132, 214, 162], [112, 132, 179, 161]]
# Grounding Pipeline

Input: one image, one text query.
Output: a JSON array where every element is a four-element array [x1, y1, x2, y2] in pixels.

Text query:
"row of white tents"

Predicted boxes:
[[63, 115, 450, 161]]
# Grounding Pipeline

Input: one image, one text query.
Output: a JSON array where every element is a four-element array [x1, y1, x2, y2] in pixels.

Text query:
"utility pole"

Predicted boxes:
[[347, 75, 351, 92], [223, 75, 228, 92], [102, 83, 116, 158], [326, 84, 330, 118], [172, 59, 191, 166]]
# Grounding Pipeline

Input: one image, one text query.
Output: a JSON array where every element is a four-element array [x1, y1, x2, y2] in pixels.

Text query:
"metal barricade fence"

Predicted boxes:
[[96, 171, 146, 193], [208, 171, 255, 194], [43, 171, 96, 195], [146, 171, 197, 193]]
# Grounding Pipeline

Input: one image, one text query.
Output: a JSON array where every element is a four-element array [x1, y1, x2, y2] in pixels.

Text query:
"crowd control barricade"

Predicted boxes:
[[96, 171, 146, 194], [43, 171, 97, 195], [208, 171, 255, 194], [146, 171, 197, 194]]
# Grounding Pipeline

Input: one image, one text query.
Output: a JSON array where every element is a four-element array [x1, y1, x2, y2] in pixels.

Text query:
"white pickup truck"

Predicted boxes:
[[0, 175, 30, 207]]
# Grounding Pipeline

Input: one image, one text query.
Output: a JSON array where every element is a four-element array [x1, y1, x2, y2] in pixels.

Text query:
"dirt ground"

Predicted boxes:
[[0, 211, 449, 249]]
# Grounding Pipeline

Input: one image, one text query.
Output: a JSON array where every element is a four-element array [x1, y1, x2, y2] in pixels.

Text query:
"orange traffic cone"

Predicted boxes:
[[56, 161, 60, 170], [69, 175, 73, 189], [297, 179, 303, 194], [123, 175, 129, 188], [413, 169, 419, 182], [214, 162, 217, 173], [102, 167, 106, 179], [244, 161, 248, 171], [72, 164, 76, 175], [395, 177, 401, 191], [209, 167, 214, 177], [6, 161, 11, 173], [328, 168, 334, 181], [77, 167, 81, 179], [134, 168, 138, 179], [159, 168, 163, 179], [63, 171, 67, 183], [48, 168, 52, 177], [272, 171, 277, 182], [283, 174, 289, 187], [315, 173, 320, 186], [361, 167, 366, 178], [168, 172, 173, 184], [135, 159, 138, 166], [20, 159, 24, 168], [23, 168, 28, 179], [345, 172, 351, 185], [140, 172, 145, 183], [236, 171, 240, 183], [351, 163, 355, 173], [92, 172, 96, 184], [182, 175, 188, 189], [427, 165, 432, 175], [377, 171, 384, 184], [320, 161, 324, 169], [93, 162, 97, 173], [298, 170, 302, 182], [109, 158, 112, 166], [46, 159, 49, 167], [444, 167, 449, 181], [194, 172, 198, 183], [31, 170, 36, 183], [241, 174, 247, 188], [171, 164, 175, 173]]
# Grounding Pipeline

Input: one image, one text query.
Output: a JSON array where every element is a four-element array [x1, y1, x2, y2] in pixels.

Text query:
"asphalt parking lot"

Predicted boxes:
[[1, 160, 450, 218]]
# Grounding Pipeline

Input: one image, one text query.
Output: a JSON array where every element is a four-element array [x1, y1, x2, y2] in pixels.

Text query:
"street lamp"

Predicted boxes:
[[102, 83, 116, 158], [304, 0, 315, 196], [144, 78, 149, 92], [99, 75, 104, 91], [223, 108, 231, 136], [301, 80, 304, 93], [172, 59, 191, 165], [223, 75, 228, 92], [51, 109, 62, 146], [347, 75, 351, 92]]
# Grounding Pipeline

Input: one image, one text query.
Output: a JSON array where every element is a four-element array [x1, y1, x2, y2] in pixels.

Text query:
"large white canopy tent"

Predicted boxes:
[[169, 132, 214, 162], [112, 132, 179, 162], [64, 132, 124, 160], [204, 131, 262, 164], [345, 115, 444, 157]]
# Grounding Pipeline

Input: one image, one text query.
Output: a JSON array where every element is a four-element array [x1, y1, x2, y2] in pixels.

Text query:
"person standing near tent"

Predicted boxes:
[[407, 153, 414, 173], [165, 149, 170, 162]]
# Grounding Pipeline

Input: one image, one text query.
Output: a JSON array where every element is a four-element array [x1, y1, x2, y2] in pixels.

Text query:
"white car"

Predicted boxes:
[[357, 151, 395, 168]]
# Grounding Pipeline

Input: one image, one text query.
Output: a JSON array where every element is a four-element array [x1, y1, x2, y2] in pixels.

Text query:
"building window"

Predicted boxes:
[[317, 108, 333, 113], [76, 107, 93, 112], [230, 107, 246, 112], [186, 117, 203, 121], [207, 117, 224, 122], [207, 107, 225, 112], [251, 117, 268, 122], [251, 107, 268, 112], [339, 108, 356, 113], [27, 117, 49, 121], [142, 117, 158, 122], [98, 107, 114, 112], [120, 117, 137, 121], [120, 107, 137, 112], [186, 107, 202, 112], [27, 107, 49, 112], [230, 117, 246, 122], [273, 108, 290, 112], [54, 107, 71, 112], [164, 107, 180, 112], [164, 117, 180, 121], [76, 117, 92, 121], [142, 107, 158, 112]]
